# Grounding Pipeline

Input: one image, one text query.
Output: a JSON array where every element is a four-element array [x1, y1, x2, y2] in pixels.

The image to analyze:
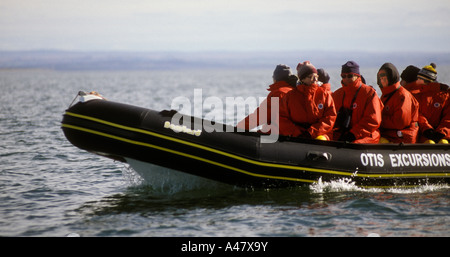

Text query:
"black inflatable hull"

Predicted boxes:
[[61, 99, 450, 189]]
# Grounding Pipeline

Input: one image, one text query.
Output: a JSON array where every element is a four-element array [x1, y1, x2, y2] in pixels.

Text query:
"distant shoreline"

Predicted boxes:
[[1, 50, 449, 71]]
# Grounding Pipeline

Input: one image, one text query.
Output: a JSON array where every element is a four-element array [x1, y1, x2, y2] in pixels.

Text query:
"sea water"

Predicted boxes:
[[0, 68, 449, 238]]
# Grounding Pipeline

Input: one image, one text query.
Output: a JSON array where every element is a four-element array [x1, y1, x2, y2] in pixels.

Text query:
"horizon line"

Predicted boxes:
[[1, 49, 450, 54]]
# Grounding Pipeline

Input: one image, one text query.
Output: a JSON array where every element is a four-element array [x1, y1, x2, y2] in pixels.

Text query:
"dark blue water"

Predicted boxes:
[[0, 69, 449, 238]]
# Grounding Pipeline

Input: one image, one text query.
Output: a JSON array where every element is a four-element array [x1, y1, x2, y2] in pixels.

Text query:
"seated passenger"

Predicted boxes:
[[332, 61, 383, 143], [236, 64, 299, 136], [377, 63, 419, 143], [412, 63, 450, 144], [281, 61, 336, 140]]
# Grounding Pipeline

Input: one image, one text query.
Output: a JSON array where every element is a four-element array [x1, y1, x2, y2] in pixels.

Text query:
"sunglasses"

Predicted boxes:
[[305, 74, 319, 80], [341, 74, 357, 79], [378, 73, 387, 77]]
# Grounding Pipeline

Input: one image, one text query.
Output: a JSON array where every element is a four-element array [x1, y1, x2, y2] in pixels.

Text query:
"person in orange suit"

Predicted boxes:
[[377, 63, 419, 143], [282, 61, 336, 140], [332, 61, 383, 143], [405, 63, 450, 144], [236, 64, 299, 136]]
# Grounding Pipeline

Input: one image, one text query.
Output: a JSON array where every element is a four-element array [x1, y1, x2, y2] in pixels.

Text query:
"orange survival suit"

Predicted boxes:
[[378, 63, 419, 143], [236, 80, 298, 136], [332, 76, 383, 143], [281, 83, 336, 139], [404, 81, 450, 143]]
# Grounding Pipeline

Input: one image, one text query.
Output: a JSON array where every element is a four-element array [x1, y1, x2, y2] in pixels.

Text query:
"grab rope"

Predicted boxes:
[[67, 91, 107, 108], [68, 91, 87, 108]]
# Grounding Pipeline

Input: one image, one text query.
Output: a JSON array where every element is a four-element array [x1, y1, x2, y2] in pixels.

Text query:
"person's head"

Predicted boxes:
[[341, 61, 360, 86], [297, 61, 318, 85], [416, 63, 437, 85], [273, 64, 293, 83], [400, 65, 420, 86], [377, 63, 399, 88]]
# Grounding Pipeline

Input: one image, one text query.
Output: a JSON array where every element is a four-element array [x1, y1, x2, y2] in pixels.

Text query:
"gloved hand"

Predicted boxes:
[[423, 129, 435, 139], [339, 132, 356, 142], [423, 129, 445, 143], [303, 131, 312, 139], [317, 68, 330, 84], [433, 132, 445, 142]]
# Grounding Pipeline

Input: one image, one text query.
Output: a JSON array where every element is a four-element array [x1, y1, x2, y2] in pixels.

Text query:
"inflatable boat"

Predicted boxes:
[[61, 93, 450, 189]]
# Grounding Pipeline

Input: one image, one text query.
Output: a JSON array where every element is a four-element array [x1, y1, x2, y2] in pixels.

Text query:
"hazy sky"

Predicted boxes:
[[1, 0, 449, 52]]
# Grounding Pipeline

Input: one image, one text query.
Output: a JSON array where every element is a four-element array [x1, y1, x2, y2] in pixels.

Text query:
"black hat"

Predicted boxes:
[[400, 65, 420, 83], [273, 64, 293, 81], [341, 61, 360, 75]]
